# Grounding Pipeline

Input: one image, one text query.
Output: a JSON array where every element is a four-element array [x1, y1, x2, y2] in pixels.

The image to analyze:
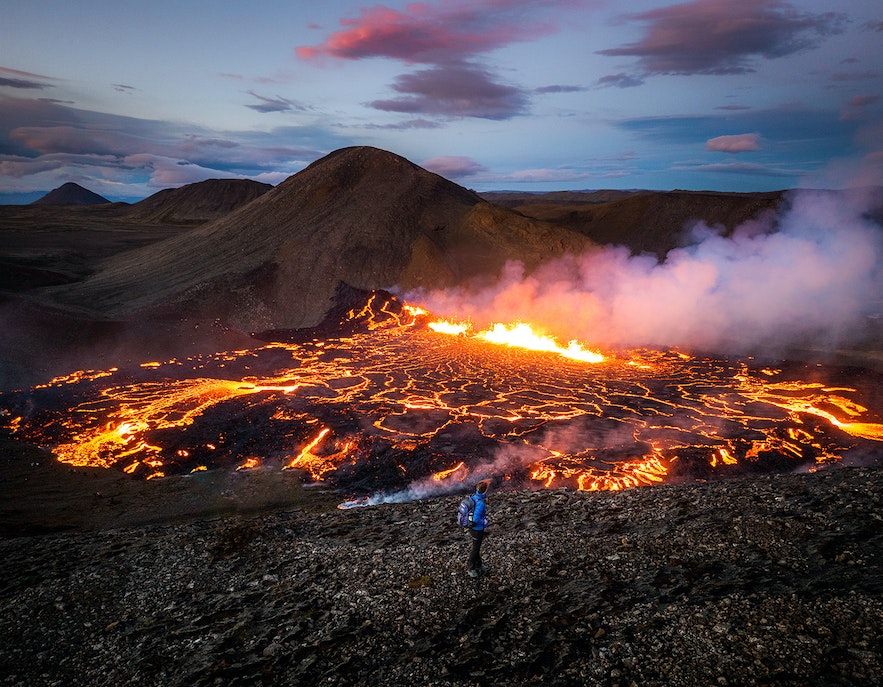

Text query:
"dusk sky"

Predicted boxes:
[[2, 0, 882, 202]]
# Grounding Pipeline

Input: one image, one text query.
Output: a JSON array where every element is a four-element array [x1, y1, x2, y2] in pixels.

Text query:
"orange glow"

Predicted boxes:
[[530, 454, 669, 491], [720, 447, 738, 465], [737, 378, 883, 442], [427, 317, 604, 363], [4, 292, 881, 500], [283, 428, 344, 481], [432, 461, 466, 481], [477, 323, 605, 363], [428, 320, 469, 336], [35, 368, 117, 388]]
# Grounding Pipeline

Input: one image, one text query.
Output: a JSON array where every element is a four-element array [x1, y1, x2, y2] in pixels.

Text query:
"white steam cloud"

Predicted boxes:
[[410, 189, 883, 354]]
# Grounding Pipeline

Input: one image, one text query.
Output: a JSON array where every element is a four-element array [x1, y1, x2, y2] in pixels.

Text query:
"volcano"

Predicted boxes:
[[3, 289, 881, 501], [40, 147, 591, 331], [31, 182, 110, 206]]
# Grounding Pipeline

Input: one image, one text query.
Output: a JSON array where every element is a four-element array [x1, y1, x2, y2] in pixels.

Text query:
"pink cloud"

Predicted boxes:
[[706, 133, 762, 153], [0, 67, 59, 90], [841, 93, 881, 121], [0, 66, 58, 81], [598, 0, 845, 75], [296, 1, 592, 120], [296, 1, 567, 65]]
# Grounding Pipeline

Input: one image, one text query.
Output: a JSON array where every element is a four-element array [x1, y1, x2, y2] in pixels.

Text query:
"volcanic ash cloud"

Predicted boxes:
[[410, 189, 883, 354]]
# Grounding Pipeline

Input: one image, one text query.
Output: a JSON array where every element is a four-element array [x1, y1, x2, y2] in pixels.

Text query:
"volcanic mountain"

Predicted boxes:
[[41, 147, 592, 331], [128, 178, 273, 225], [31, 182, 110, 206]]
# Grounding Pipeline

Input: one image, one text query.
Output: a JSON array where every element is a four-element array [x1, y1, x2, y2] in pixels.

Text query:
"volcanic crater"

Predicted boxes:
[[1, 146, 882, 505]]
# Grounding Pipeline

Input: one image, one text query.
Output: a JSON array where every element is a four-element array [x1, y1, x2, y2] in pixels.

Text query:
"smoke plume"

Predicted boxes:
[[409, 189, 883, 354]]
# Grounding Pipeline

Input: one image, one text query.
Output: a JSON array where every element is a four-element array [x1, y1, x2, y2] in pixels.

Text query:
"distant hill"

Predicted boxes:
[[504, 189, 786, 258], [31, 182, 110, 206], [128, 178, 273, 224], [43, 147, 593, 331], [481, 189, 643, 207]]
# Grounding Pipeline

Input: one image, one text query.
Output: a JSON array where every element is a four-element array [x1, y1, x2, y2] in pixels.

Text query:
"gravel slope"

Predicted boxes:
[[1, 467, 881, 687]]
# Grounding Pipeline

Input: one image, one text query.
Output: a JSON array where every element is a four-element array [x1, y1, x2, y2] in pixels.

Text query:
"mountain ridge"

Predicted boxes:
[[42, 146, 593, 330]]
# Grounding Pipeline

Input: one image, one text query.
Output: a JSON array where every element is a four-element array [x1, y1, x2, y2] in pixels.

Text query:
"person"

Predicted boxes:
[[467, 480, 489, 577]]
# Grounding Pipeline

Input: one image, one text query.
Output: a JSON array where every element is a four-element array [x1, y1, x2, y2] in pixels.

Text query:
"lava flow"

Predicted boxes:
[[1, 291, 881, 504]]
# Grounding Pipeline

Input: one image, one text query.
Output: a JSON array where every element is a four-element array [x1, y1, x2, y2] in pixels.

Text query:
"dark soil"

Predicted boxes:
[[1, 447, 880, 687]]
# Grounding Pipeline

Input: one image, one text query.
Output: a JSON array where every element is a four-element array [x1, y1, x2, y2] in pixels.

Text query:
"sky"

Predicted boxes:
[[2, 0, 882, 202]]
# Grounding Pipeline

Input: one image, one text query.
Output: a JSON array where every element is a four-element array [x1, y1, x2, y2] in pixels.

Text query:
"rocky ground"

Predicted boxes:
[[1, 460, 881, 686]]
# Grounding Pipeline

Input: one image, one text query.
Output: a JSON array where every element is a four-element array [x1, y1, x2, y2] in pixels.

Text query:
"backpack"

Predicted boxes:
[[457, 496, 475, 528]]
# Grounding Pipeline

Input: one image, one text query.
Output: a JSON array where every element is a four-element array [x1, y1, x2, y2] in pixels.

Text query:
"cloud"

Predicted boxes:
[[505, 167, 591, 183], [534, 84, 586, 94], [112, 84, 137, 94], [829, 71, 880, 82], [0, 66, 58, 90], [362, 118, 444, 130], [245, 90, 304, 113], [0, 77, 52, 90], [616, 107, 862, 171], [848, 94, 881, 107], [0, 96, 345, 199], [121, 153, 230, 187], [368, 64, 528, 119], [841, 93, 880, 121], [598, 0, 845, 76], [296, 0, 566, 65], [706, 133, 762, 152], [421, 155, 488, 179], [595, 73, 644, 88], [37, 97, 75, 105], [298, 1, 587, 120]]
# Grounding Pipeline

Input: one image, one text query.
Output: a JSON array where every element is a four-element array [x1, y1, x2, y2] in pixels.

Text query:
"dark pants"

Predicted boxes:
[[468, 528, 486, 571]]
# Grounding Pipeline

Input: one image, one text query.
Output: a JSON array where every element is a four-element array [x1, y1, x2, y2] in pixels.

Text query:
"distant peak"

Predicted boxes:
[[32, 182, 110, 206]]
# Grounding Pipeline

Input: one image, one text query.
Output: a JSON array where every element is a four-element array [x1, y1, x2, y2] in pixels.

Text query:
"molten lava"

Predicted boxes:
[[1, 291, 881, 502], [427, 319, 605, 363]]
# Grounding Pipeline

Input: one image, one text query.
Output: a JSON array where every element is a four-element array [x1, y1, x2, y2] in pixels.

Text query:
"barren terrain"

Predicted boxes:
[[1, 454, 880, 686], [1, 150, 881, 685]]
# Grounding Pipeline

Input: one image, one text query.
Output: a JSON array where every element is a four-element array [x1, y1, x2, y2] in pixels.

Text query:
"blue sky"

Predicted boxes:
[[1, 0, 881, 202]]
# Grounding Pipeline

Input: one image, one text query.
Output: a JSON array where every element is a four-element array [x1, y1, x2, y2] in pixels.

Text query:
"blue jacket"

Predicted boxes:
[[471, 491, 488, 530]]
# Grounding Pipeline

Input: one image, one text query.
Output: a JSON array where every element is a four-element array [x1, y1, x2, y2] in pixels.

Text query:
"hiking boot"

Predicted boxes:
[[468, 569, 480, 578]]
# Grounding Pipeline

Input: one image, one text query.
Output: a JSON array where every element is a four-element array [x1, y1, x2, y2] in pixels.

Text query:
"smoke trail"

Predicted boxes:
[[409, 189, 883, 354]]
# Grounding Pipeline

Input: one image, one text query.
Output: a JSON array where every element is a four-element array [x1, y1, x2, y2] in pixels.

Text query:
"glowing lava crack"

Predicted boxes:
[[2, 293, 881, 503]]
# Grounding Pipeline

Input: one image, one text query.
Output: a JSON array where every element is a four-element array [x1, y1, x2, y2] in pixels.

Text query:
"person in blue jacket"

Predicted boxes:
[[467, 480, 490, 577]]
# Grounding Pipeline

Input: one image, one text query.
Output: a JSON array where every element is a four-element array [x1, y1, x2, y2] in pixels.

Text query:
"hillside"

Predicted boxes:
[[503, 189, 785, 258], [128, 178, 273, 224], [42, 147, 593, 331], [31, 182, 110, 206]]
